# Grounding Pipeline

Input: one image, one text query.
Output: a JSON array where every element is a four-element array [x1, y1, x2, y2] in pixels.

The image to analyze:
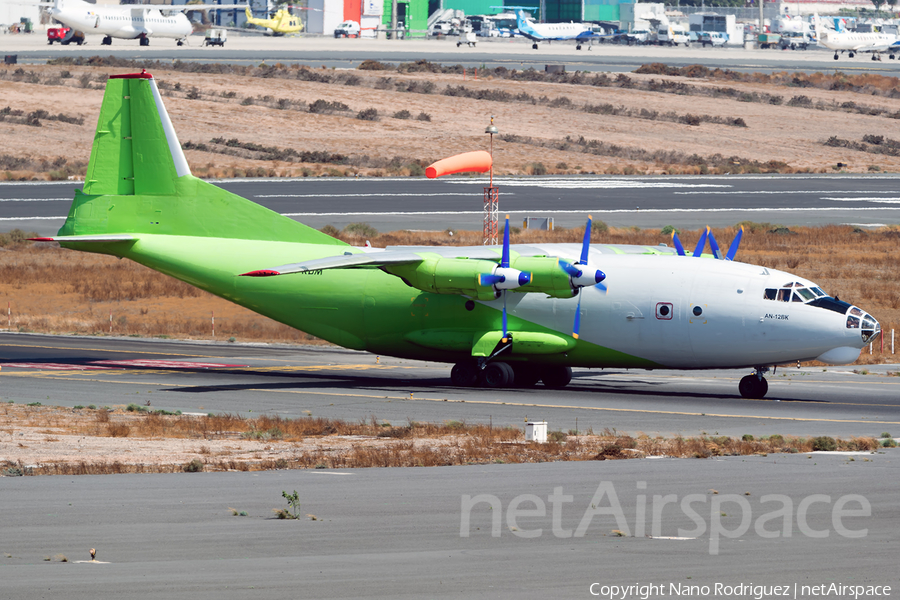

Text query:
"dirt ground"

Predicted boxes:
[[3, 60, 900, 177]]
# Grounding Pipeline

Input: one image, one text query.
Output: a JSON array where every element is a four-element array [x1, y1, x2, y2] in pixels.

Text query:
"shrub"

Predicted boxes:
[[811, 436, 837, 452], [393, 109, 411, 119], [343, 222, 378, 237], [416, 112, 432, 122], [357, 107, 378, 121], [320, 224, 341, 237], [183, 458, 204, 472]]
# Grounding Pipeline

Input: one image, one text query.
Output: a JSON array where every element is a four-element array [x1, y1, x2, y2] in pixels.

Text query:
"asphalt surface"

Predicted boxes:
[[2, 451, 898, 599], [5, 32, 900, 76], [5, 175, 900, 236], [3, 333, 900, 439]]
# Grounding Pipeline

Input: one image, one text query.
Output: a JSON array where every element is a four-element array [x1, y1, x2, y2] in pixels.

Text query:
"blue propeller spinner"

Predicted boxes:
[[672, 225, 744, 261]]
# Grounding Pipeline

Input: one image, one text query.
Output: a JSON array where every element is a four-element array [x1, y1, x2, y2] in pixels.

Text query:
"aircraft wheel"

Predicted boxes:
[[532, 43, 538, 50], [511, 364, 541, 388], [140, 36, 149, 46], [450, 361, 478, 387], [849, 51, 855, 58], [481, 362, 513, 388], [891, 54, 896, 60], [738, 375, 768, 399], [541, 365, 572, 389], [102, 36, 112, 45], [576, 44, 581, 50]]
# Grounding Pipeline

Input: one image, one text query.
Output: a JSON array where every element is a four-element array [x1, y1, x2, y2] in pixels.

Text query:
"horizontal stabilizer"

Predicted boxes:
[[240, 251, 425, 276]]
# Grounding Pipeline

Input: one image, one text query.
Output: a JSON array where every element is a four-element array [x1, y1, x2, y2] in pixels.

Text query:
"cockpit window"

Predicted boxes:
[[850, 307, 863, 317], [847, 316, 860, 328], [766, 284, 828, 305]]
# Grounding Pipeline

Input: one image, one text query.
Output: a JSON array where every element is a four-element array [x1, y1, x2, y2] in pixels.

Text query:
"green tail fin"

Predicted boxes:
[[59, 70, 346, 246]]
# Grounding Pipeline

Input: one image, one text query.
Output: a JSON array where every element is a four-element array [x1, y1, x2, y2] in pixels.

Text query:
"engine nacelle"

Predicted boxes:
[[384, 257, 500, 300]]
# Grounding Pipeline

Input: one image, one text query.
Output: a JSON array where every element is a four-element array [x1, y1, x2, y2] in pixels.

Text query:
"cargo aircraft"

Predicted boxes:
[[44, 0, 242, 46], [32, 72, 880, 399]]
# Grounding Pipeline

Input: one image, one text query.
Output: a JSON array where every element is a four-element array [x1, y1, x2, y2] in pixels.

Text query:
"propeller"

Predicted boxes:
[[478, 215, 531, 342], [673, 226, 743, 260], [560, 215, 607, 339]]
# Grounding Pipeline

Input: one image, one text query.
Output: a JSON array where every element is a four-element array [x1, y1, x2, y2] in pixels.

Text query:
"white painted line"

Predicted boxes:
[[0, 198, 72, 203], [255, 192, 490, 198]]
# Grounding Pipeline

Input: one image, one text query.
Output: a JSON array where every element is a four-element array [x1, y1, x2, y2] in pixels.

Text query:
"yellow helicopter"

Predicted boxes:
[[244, 4, 304, 35]]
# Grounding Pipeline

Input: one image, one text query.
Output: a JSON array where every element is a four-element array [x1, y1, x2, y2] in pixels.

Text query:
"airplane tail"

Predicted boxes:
[[57, 71, 344, 246]]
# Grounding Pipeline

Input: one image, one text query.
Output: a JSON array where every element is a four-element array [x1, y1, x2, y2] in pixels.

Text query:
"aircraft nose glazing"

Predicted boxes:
[[846, 307, 881, 344]]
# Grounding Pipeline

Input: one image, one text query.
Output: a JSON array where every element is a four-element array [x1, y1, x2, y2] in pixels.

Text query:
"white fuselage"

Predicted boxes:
[[48, 0, 192, 40], [817, 28, 896, 52], [485, 244, 874, 369]]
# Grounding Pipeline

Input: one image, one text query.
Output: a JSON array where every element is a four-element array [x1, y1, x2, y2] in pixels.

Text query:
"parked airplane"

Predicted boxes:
[[243, 5, 303, 36], [512, 8, 605, 50], [814, 13, 899, 60], [33, 71, 880, 399], [44, 0, 242, 46]]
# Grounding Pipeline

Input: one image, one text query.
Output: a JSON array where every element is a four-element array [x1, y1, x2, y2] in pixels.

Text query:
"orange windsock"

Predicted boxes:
[[426, 151, 492, 179]]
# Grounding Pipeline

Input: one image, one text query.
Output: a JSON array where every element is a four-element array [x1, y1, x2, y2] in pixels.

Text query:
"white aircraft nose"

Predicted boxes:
[[816, 346, 861, 365]]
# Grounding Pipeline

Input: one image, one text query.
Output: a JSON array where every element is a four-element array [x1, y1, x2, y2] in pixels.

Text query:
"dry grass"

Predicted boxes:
[[0, 403, 884, 476], [3, 223, 898, 362]]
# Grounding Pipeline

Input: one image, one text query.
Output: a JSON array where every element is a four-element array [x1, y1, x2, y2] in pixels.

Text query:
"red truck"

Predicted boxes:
[[47, 27, 85, 45]]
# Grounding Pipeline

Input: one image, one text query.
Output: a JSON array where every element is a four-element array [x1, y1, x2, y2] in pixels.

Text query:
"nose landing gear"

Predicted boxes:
[[739, 367, 769, 399]]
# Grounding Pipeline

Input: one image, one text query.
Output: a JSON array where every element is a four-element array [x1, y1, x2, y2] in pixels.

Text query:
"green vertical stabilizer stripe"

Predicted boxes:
[[132, 78, 176, 196], [84, 78, 134, 196]]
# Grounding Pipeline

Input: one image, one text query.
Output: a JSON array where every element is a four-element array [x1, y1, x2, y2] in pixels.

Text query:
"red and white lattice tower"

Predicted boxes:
[[483, 116, 499, 245]]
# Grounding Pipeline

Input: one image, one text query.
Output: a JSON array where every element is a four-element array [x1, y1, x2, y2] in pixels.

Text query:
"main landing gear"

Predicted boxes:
[[102, 35, 113, 45], [739, 367, 769, 399], [450, 359, 572, 389]]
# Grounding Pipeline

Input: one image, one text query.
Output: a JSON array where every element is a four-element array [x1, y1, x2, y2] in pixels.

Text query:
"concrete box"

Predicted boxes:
[[526, 421, 548, 443]]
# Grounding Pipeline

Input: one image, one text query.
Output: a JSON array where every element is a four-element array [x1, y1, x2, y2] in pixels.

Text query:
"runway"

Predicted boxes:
[[5, 32, 900, 76], [4, 175, 900, 236], [3, 333, 900, 439]]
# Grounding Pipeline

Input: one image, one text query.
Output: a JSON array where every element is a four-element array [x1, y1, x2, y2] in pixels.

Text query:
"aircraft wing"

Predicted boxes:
[[240, 250, 429, 276]]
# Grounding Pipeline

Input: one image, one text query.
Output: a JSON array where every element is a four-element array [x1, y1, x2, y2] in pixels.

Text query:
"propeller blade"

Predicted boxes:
[[726, 225, 744, 261], [501, 291, 509, 342], [573, 290, 583, 339], [707, 227, 723, 260], [561, 261, 583, 278], [501, 214, 511, 269], [672, 231, 686, 256], [579, 215, 592, 264], [479, 273, 505, 287], [596, 281, 608, 293], [692, 228, 709, 258]]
